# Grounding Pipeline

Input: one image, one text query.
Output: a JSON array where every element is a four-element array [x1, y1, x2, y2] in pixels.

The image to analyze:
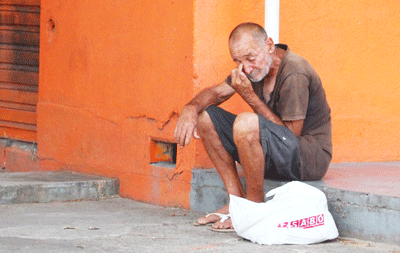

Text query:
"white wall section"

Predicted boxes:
[[265, 0, 280, 43]]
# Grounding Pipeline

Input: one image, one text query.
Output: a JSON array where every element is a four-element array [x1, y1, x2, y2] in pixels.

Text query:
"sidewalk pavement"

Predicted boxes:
[[0, 197, 398, 253]]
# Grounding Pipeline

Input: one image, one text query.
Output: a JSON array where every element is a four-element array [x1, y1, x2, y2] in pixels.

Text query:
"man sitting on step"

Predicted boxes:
[[174, 22, 332, 231]]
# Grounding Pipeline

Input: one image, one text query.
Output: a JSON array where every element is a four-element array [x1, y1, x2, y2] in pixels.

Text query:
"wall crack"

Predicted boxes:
[[128, 111, 178, 131]]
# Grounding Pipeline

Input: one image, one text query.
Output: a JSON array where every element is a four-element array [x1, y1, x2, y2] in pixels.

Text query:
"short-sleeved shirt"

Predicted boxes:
[[226, 44, 332, 179]]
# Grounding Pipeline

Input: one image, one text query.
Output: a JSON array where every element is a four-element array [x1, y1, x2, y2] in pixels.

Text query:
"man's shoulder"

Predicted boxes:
[[281, 47, 311, 73], [277, 44, 307, 63], [277, 45, 319, 83]]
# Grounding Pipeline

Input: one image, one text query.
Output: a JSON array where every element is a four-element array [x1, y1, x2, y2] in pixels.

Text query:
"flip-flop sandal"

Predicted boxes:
[[211, 227, 235, 233], [193, 213, 230, 226]]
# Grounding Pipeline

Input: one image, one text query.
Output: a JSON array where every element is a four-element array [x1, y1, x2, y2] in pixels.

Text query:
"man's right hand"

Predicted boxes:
[[230, 63, 256, 103], [174, 105, 200, 148]]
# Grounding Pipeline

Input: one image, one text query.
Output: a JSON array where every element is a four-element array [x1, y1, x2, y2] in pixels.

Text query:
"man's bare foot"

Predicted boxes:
[[195, 204, 229, 226], [211, 217, 234, 232], [211, 218, 233, 230], [195, 214, 223, 225]]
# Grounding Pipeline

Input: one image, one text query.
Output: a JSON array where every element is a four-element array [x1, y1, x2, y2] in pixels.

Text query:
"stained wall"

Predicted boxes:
[[38, 0, 264, 208], [38, 0, 195, 207]]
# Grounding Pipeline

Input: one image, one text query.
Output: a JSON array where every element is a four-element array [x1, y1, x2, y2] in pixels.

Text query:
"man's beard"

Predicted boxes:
[[246, 55, 272, 82]]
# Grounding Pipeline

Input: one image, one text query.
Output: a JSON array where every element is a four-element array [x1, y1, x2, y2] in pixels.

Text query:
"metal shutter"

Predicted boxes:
[[0, 0, 39, 142]]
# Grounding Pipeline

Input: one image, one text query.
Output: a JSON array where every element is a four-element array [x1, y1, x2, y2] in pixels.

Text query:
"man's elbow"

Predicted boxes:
[[283, 120, 304, 137]]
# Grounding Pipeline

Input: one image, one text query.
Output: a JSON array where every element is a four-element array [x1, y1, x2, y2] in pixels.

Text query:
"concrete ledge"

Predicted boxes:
[[0, 171, 119, 204], [190, 163, 400, 246]]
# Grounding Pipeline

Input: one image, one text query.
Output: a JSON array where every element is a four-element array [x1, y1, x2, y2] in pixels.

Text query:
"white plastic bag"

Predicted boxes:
[[229, 181, 338, 245]]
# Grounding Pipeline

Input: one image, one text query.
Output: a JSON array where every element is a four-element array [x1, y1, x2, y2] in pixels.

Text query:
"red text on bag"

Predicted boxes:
[[277, 214, 325, 229]]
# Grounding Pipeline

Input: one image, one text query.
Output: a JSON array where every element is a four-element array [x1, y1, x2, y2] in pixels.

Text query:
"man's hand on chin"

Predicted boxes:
[[231, 63, 256, 104]]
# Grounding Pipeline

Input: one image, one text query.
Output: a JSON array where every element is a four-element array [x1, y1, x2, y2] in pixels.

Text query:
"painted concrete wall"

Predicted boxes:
[[38, 0, 264, 208], [38, 0, 195, 208], [280, 0, 400, 162]]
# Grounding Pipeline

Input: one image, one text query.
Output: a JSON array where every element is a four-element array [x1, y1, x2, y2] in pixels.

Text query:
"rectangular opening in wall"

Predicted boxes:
[[150, 139, 177, 168]]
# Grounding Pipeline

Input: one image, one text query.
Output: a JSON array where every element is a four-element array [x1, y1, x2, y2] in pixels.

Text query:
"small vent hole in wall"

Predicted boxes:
[[150, 140, 177, 168]]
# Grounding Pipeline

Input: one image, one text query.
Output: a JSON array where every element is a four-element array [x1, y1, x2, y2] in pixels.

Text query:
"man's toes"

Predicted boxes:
[[196, 214, 220, 225], [211, 219, 233, 229], [211, 221, 223, 229]]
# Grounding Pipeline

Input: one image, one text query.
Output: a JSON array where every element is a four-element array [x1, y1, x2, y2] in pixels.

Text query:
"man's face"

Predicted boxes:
[[229, 35, 272, 82]]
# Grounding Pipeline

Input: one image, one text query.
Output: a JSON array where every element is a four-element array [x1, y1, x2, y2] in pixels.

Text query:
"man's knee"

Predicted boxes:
[[197, 110, 214, 135], [233, 112, 260, 143]]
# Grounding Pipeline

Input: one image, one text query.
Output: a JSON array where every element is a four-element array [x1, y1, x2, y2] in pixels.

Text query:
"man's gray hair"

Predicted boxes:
[[229, 22, 268, 44]]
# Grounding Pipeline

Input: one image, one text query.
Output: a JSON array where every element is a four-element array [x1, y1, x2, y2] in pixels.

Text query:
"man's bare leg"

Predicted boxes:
[[211, 113, 265, 230], [196, 110, 245, 227], [233, 112, 265, 202]]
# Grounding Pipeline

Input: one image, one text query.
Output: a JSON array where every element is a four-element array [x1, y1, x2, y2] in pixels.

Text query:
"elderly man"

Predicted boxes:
[[174, 22, 332, 231]]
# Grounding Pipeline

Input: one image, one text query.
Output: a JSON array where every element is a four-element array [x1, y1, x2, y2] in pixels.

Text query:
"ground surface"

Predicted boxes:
[[0, 197, 399, 253]]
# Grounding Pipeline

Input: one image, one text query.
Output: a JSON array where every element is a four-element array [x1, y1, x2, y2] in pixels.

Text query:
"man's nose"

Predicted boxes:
[[243, 64, 253, 74]]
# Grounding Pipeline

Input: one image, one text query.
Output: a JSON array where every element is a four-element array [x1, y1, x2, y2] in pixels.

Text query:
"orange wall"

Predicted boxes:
[[280, 0, 400, 162], [38, 0, 195, 208], [38, 0, 265, 208]]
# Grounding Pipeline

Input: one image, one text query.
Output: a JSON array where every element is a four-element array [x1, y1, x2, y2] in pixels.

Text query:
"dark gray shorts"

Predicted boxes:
[[205, 106, 302, 180]]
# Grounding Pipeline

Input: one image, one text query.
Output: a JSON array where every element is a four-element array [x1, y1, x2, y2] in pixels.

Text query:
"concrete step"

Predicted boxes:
[[0, 171, 119, 204], [190, 162, 400, 246]]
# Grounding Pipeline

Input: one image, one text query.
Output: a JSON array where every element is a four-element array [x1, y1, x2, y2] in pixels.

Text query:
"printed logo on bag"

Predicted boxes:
[[277, 214, 324, 229]]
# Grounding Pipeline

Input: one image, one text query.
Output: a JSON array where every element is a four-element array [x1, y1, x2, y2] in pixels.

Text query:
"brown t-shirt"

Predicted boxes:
[[226, 44, 332, 163]]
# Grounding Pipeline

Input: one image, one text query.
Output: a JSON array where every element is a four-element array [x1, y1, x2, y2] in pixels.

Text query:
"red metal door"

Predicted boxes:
[[0, 0, 40, 142]]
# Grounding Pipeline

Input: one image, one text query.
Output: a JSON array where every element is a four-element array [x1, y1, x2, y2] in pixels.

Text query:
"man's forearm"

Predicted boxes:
[[245, 94, 304, 136], [245, 94, 285, 126], [185, 88, 218, 114], [186, 84, 234, 114]]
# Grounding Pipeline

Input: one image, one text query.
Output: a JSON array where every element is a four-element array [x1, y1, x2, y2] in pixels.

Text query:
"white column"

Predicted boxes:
[[265, 0, 280, 43]]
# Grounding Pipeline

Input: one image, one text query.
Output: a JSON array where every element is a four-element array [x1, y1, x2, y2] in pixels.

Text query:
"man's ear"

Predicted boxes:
[[265, 37, 275, 53]]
